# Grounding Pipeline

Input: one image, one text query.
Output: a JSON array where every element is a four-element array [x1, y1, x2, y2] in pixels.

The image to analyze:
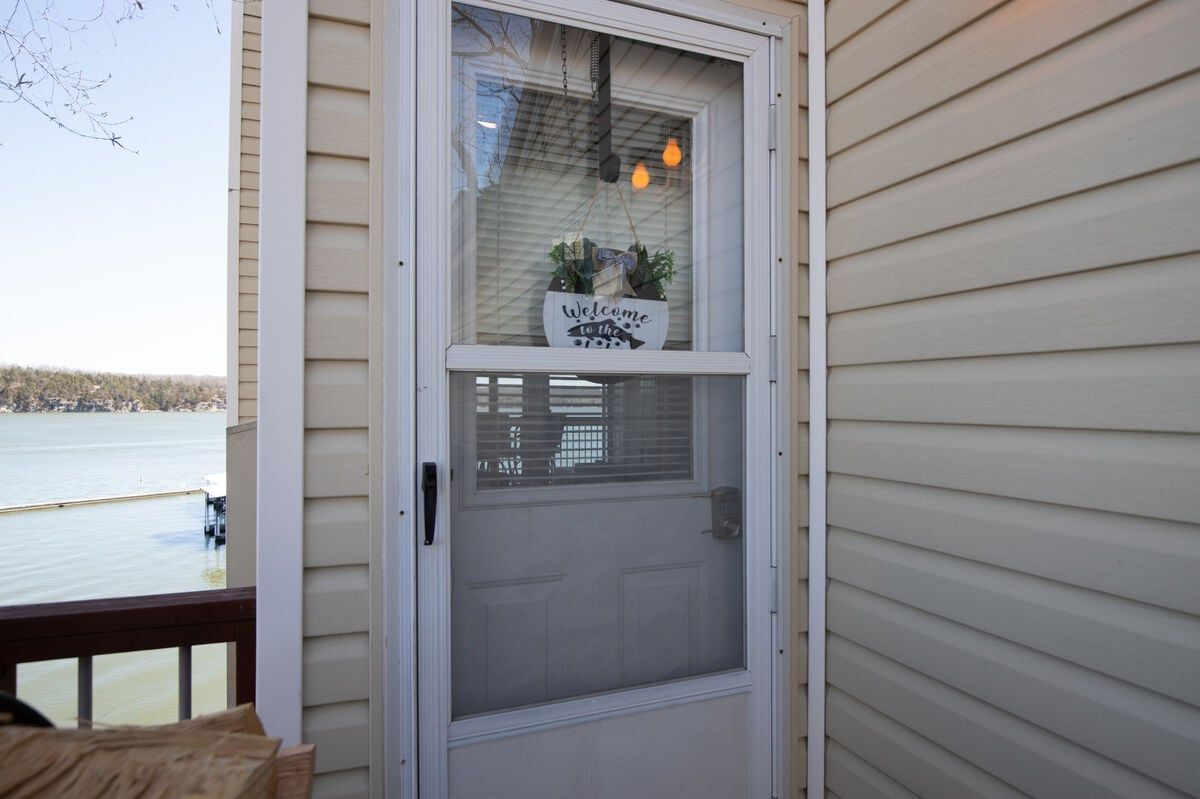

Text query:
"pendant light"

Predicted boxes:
[[631, 161, 650, 190], [662, 137, 682, 168]]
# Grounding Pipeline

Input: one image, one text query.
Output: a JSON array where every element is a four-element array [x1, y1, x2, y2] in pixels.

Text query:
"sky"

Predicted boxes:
[[1, 1, 233, 376]]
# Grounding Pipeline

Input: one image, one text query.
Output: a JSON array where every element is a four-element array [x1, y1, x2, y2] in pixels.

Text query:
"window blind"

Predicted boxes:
[[468, 374, 694, 490], [455, 83, 695, 347]]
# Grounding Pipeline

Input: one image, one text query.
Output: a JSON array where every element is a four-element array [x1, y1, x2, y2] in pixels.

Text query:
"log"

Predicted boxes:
[[155, 703, 266, 736], [0, 727, 279, 798], [273, 744, 317, 799]]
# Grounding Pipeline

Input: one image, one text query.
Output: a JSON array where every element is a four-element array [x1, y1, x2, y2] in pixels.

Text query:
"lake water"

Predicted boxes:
[[0, 412, 228, 727]]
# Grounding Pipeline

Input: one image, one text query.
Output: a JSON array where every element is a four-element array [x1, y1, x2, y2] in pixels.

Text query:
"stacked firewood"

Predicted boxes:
[[0, 704, 313, 799]]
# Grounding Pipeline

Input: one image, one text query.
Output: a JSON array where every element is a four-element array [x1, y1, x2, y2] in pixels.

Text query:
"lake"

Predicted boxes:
[[0, 412, 228, 726]]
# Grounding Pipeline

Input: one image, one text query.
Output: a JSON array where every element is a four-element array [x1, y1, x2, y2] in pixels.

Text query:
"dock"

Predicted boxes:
[[202, 473, 227, 544], [0, 489, 206, 514]]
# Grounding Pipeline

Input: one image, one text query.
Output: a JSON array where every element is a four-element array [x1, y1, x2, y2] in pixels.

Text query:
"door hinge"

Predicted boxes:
[[767, 103, 777, 152], [768, 334, 778, 383], [769, 565, 779, 615]]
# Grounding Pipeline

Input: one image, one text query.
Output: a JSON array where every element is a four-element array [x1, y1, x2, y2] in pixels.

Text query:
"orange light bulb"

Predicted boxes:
[[662, 137, 682, 168], [631, 161, 650, 190]]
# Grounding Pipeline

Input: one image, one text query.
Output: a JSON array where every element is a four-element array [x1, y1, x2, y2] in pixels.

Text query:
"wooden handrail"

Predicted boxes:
[[0, 587, 255, 724]]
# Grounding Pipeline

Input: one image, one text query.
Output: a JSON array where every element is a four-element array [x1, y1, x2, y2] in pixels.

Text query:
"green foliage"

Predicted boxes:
[[548, 239, 676, 300], [630, 244, 675, 301], [0, 366, 227, 412], [548, 238, 595, 295]]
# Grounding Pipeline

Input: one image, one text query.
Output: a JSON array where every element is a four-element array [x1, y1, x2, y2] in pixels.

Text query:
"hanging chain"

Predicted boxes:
[[589, 33, 599, 102], [561, 25, 578, 155], [589, 32, 600, 155], [561, 25, 569, 100]]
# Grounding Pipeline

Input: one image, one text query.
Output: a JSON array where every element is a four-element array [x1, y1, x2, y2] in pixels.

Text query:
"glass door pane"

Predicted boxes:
[[451, 3, 745, 351], [449, 372, 745, 717]]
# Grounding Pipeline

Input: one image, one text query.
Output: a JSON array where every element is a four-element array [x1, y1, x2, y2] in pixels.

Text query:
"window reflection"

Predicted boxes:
[[450, 4, 744, 351]]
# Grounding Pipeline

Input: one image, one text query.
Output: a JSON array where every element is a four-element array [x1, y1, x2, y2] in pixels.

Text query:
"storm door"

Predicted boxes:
[[414, 2, 775, 795]]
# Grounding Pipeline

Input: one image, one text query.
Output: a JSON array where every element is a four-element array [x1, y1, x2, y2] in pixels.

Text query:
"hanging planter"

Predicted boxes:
[[543, 239, 674, 350], [542, 175, 676, 353], [540, 32, 676, 352]]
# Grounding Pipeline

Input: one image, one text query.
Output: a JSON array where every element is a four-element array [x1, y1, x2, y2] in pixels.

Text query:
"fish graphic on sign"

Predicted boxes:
[[566, 320, 646, 349]]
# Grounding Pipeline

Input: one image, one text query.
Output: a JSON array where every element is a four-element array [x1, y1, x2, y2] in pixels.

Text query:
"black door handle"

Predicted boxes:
[[421, 462, 438, 545]]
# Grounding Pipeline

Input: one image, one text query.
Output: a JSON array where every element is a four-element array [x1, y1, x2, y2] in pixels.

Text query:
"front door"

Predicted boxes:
[[415, 2, 776, 795]]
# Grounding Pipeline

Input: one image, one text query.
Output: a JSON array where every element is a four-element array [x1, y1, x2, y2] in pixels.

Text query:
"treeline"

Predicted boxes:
[[0, 366, 227, 413]]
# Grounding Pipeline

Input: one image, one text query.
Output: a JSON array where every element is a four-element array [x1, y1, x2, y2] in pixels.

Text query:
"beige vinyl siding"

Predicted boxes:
[[236, 1, 262, 423], [824, 1, 1200, 797], [790, 25, 810, 799], [302, 3, 376, 797]]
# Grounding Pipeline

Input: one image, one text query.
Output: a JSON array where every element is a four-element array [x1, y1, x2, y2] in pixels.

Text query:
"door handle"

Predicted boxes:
[[421, 462, 438, 545]]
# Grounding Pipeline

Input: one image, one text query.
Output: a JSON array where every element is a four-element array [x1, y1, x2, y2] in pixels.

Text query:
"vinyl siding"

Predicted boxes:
[[236, 1, 262, 423], [302, 3, 376, 796], [824, 2, 1200, 797], [791, 36, 810, 799]]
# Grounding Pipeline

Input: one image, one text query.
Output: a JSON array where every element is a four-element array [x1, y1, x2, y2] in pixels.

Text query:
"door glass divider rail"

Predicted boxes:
[[445, 344, 752, 375]]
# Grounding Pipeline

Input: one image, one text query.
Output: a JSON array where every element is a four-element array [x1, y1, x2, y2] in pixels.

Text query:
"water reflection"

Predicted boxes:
[[0, 411, 229, 727]]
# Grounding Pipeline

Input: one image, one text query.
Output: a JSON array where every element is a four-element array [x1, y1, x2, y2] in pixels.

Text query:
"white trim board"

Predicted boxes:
[[255, 0, 306, 748], [806, 2, 828, 798], [384, 0, 418, 793], [622, 0, 790, 36], [462, 0, 768, 57]]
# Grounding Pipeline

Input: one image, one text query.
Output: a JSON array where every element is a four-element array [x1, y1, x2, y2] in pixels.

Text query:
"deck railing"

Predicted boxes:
[[0, 586, 255, 726]]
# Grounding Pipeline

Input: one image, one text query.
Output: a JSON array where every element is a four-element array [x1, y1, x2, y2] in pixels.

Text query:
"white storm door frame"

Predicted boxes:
[[413, 1, 777, 797]]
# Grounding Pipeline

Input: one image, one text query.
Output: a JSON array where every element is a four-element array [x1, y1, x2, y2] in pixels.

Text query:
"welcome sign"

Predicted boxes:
[[543, 291, 669, 350]]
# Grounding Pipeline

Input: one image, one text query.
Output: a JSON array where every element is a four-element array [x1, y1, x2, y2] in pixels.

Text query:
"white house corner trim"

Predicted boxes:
[[256, 0, 307, 748], [806, 1, 827, 797]]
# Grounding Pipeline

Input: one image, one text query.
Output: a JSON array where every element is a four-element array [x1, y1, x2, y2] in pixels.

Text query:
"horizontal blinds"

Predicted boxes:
[[470, 374, 694, 489], [456, 83, 695, 347]]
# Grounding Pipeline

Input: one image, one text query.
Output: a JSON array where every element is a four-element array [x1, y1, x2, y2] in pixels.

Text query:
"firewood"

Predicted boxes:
[[272, 744, 316, 799], [0, 727, 279, 798], [153, 703, 266, 737]]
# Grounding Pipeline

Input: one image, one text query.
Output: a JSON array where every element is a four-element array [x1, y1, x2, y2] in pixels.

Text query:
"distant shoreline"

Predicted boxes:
[[0, 366, 226, 414], [0, 408, 226, 414]]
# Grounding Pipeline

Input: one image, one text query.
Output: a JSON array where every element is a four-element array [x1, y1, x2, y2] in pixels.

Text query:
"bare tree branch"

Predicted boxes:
[[1, 0, 219, 150]]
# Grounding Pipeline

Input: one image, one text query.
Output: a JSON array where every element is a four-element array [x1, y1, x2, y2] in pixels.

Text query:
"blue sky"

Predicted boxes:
[[1, 1, 233, 376]]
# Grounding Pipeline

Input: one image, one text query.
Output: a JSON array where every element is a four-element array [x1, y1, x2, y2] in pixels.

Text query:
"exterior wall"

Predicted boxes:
[[300, 1, 376, 797], [226, 421, 258, 590], [823, 1, 1200, 797], [225, 421, 257, 704], [236, 0, 262, 424]]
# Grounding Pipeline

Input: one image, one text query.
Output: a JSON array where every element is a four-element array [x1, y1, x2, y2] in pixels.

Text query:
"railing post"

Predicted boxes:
[[179, 645, 193, 720], [0, 587, 256, 718], [78, 655, 93, 729], [0, 662, 15, 695], [234, 618, 256, 706]]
